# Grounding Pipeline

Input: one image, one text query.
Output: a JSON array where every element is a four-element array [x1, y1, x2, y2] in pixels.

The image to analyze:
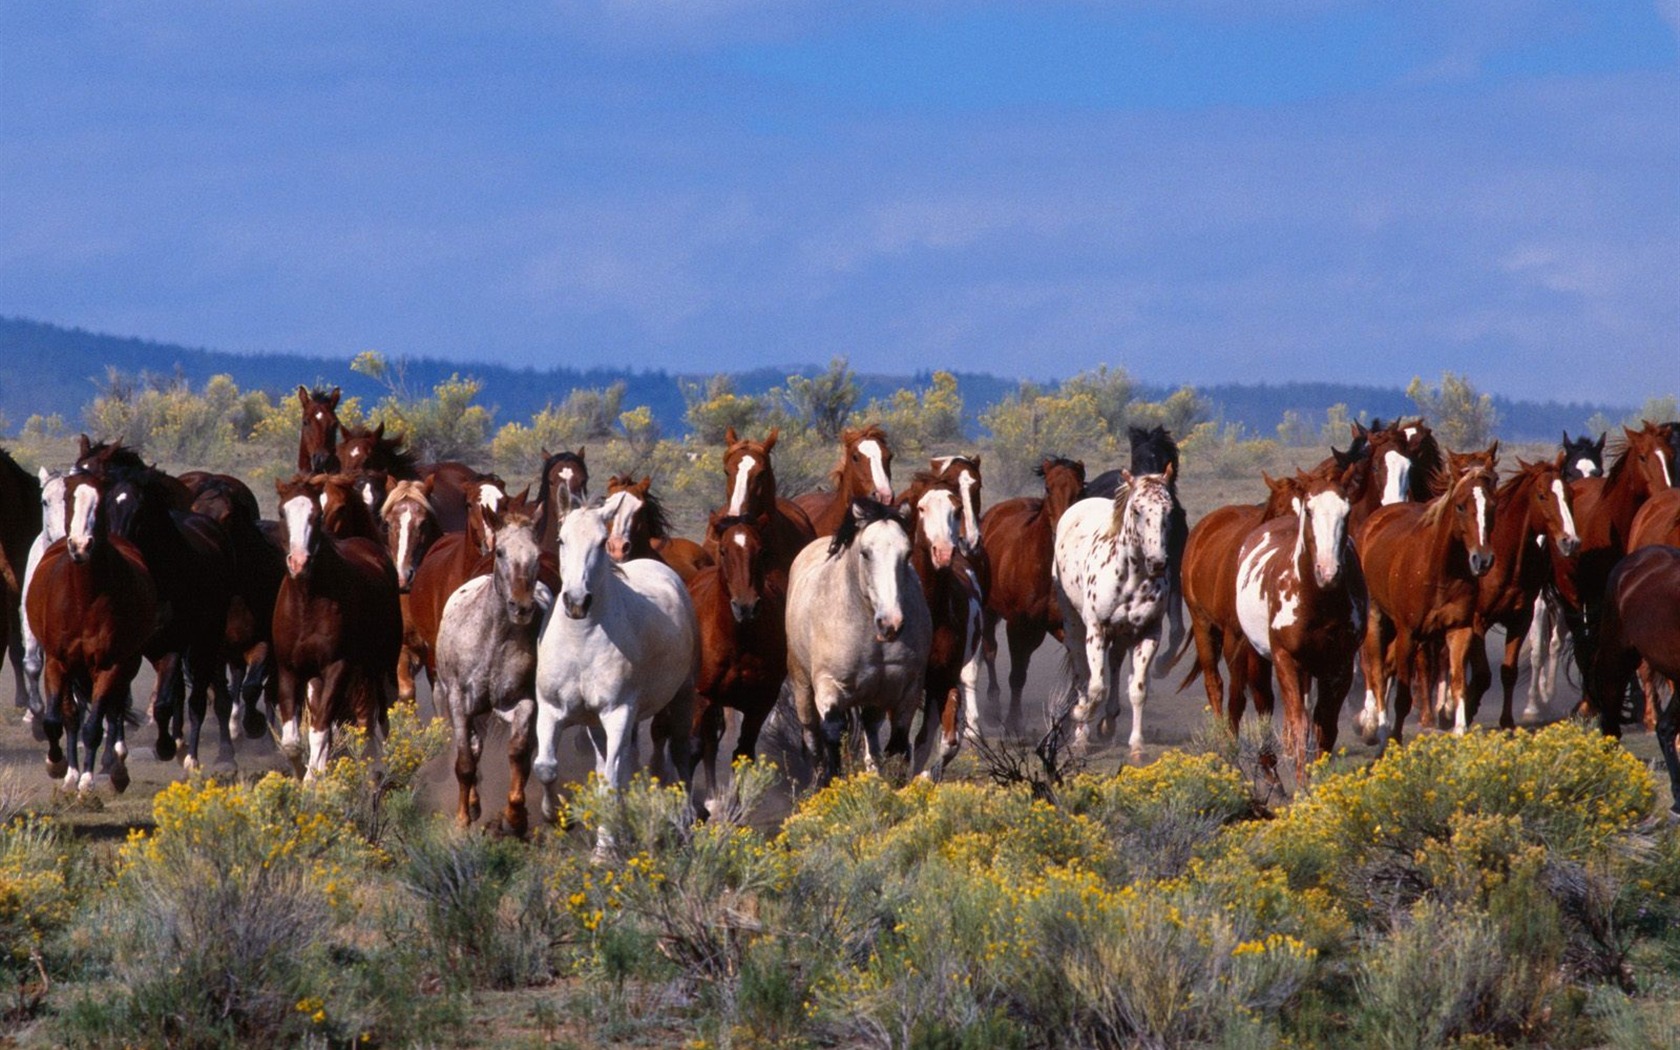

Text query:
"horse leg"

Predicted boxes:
[[1314, 659, 1355, 765], [104, 678, 132, 794], [1447, 628, 1475, 735], [41, 658, 68, 779], [241, 644, 272, 738], [150, 653, 179, 761], [75, 676, 110, 795], [861, 706, 890, 773], [440, 680, 474, 827], [1655, 684, 1680, 820], [1523, 595, 1553, 721], [303, 667, 343, 782], [502, 697, 536, 839], [1358, 608, 1390, 745], [6, 623, 26, 711], [981, 608, 1002, 711], [275, 665, 305, 777], [1464, 633, 1492, 727], [1498, 630, 1523, 730], [531, 696, 566, 825], [1193, 615, 1227, 723], [465, 710, 486, 825], [1389, 631, 1418, 747], [817, 704, 847, 786], [593, 704, 638, 858], [227, 658, 249, 740], [1271, 647, 1310, 784], [661, 679, 697, 797], [1004, 619, 1047, 739], [1639, 662, 1662, 732], [22, 615, 45, 733], [1123, 633, 1159, 761]]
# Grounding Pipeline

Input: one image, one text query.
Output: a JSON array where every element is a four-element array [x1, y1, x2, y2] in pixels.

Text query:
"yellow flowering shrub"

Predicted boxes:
[[0, 817, 76, 978]]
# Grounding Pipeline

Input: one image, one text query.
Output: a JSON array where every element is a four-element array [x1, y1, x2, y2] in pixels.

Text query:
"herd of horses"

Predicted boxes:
[[5, 384, 1680, 836]]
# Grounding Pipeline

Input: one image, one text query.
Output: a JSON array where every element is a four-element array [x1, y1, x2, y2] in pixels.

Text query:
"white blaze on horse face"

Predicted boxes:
[[1574, 457, 1600, 479], [282, 495, 316, 577], [1303, 489, 1350, 587], [1658, 449, 1673, 488], [1551, 479, 1579, 547], [727, 455, 756, 516], [66, 483, 99, 558], [916, 489, 960, 569], [478, 483, 506, 513], [1472, 485, 1490, 549], [858, 440, 892, 503], [956, 469, 980, 546], [603, 491, 640, 562], [732, 531, 748, 548], [1381, 450, 1411, 505], [394, 508, 416, 573], [860, 520, 910, 640]]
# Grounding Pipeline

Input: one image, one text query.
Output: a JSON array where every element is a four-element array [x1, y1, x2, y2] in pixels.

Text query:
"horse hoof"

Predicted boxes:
[[182, 755, 200, 774], [45, 757, 67, 779], [74, 770, 91, 792], [242, 710, 269, 739], [111, 764, 131, 794], [468, 802, 482, 824], [155, 736, 177, 762]]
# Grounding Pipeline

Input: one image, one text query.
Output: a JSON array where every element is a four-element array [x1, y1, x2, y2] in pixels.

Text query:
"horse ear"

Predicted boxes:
[[1485, 440, 1500, 463], [1553, 449, 1566, 470], [1121, 468, 1134, 487], [1596, 433, 1607, 451], [540, 446, 551, 461], [372, 422, 384, 441], [275, 478, 288, 497], [482, 503, 504, 534], [328, 387, 341, 408], [724, 426, 738, 446], [297, 385, 309, 407], [1162, 461, 1176, 485], [576, 446, 586, 461], [764, 428, 779, 452], [971, 453, 981, 469], [640, 475, 652, 491], [422, 475, 435, 495], [78, 434, 92, 458], [37, 467, 50, 485]]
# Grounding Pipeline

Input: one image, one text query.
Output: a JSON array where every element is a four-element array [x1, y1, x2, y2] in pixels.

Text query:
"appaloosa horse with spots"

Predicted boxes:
[[1234, 467, 1365, 775], [794, 424, 896, 537], [979, 456, 1085, 736], [1087, 426, 1189, 657]]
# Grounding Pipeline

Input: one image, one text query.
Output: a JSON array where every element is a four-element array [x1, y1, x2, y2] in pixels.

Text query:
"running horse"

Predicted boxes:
[[1086, 426, 1189, 657], [26, 470, 158, 793], [338, 422, 500, 535], [1522, 431, 1606, 720], [1590, 545, 1680, 817], [603, 473, 712, 581], [1356, 444, 1500, 747], [405, 479, 526, 692], [979, 456, 1086, 737], [272, 474, 403, 778], [794, 424, 896, 537], [1234, 467, 1365, 776], [0, 448, 43, 714], [296, 386, 343, 473], [380, 478, 442, 703], [532, 448, 590, 556], [716, 427, 816, 574]]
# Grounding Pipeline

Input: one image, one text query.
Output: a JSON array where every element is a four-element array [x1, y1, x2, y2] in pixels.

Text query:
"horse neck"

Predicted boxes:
[[1483, 474, 1543, 593], [1603, 457, 1663, 536], [1418, 487, 1473, 569]]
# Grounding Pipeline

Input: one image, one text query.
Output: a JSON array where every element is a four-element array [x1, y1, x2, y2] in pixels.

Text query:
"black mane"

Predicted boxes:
[[827, 498, 907, 557]]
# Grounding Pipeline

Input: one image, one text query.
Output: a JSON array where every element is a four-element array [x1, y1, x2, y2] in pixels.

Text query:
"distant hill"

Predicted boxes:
[[0, 316, 1633, 443]]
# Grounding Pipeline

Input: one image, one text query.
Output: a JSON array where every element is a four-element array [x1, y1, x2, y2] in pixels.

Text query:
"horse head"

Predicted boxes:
[[1116, 467, 1174, 579], [928, 454, 983, 550], [485, 504, 543, 626], [1291, 470, 1352, 588], [37, 467, 69, 544], [276, 475, 325, 579], [297, 385, 342, 473], [710, 510, 768, 623], [723, 428, 779, 517], [830, 499, 913, 642], [539, 448, 589, 517], [1615, 422, 1677, 494], [349, 469, 390, 524], [381, 477, 439, 592], [557, 502, 612, 620], [909, 477, 962, 570], [837, 424, 895, 505], [1261, 471, 1307, 518], [1524, 456, 1581, 557], [600, 488, 644, 563], [1037, 456, 1087, 520], [1443, 444, 1500, 576], [1365, 425, 1415, 507], [1128, 425, 1180, 482], [1561, 430, 1606, 482], [318, 474, 382, 543], [62, 472, 110, 564]]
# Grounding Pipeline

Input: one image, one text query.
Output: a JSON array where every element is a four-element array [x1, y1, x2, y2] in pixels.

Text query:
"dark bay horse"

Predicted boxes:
[[296, 386, 343, 473], [1356, 445, 1500, 747], [685, 511, 787, 813], [533, 447, 590, 555], [978, 456, 1086, 736], [716, 427, 816, 575], [1590, 545, 1680, 815], [1234, 468, 1365, 775], [604, 474, 712, 581], [339, 422, 499, 535], [0, 447, 43, 710], [793, 424, 895, 537], [26, 470, 157, 793], [272, 474, 402, 778]]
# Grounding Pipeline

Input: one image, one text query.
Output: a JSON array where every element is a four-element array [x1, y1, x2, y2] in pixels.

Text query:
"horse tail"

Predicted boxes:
[[1159, 624, 1196, 682]]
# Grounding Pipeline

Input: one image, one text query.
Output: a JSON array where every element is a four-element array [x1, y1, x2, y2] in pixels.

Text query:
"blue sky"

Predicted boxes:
[[1, 1, 1675, 401]]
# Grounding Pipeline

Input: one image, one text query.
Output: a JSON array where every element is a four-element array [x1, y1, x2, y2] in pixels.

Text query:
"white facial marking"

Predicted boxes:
[[1403, 426, 1418, 440], [917, 489, 959, 565], [1472, 485, 1490, 547], [1305, 489, 1350, 586], [282, 495, 315, 562], [113, 491, 129, 505], [315, 411, 324, 421], [349, 446, 361, 460], [728, 455, 756, 516], [1381, 450, 1411, 505], [395, 509, 414, 570], [1657, 450, 1672, 487], [732, 531, 748, 549], [858, 439, 891, 501], [68, 484, 98, 549], [1551, 479, 1578, 545], [1574, 457, 1599, 479], [956, 470, 980, 545], [478, 484, 505, 512]]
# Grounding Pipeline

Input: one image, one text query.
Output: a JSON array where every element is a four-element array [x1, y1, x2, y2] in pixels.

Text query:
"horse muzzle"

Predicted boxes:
[[563, 593, 592, 619], [875, 614, 903, 642], [1468, 549, 1495, 576], [931, 543, 953, 569], [508, 600, 536, 626], [1314, 557, 1342, 588], [66, 541, 91, 564], [1556, 534, 1580, 558], [286, 552, 310, 578], [606, 537, 630, 562], [730, 598, 759, 624]]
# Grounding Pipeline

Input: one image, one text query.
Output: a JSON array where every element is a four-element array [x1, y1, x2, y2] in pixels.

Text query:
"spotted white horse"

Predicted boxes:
[[1050, 468, 1176, 756]]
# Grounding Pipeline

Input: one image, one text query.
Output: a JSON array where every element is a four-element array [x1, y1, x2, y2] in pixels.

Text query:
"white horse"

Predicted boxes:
[[785, 500, 931, 785], [20, 466, 69, 728], [435, 505, 552, 838], [1051, 468, 1175, 757], [532, 502, 699, 849]]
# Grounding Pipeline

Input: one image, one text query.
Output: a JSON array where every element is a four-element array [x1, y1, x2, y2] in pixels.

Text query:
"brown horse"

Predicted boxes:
[[1234, 467, 1366, 775], [339, 422, 498, 535], [379, 478, 442, 703], [0, 447, 43, 711], [296, 386, 343, 473], [533, 448, 590, 555], [1357, 444, 1500, 747], [794, 424, 895, 537], [1459, 456, 1581, 729], [26, 470, 158, 793], [902, 473, 985, 778], [603, 473, 712, 580], [685, 511, 787, 812], [717, 427, 816, 573], [978, 456, 1086, 736], [179, 470, 286, 740], [272, 474, 403, 778], [1590, 545, 1680, 815]]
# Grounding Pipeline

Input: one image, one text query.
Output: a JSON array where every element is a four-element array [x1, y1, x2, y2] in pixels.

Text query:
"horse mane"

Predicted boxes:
[[827, 498, 904, 557], [345, 424, 419, 475], [380, 479, 434, 518], [636, 486, 672, 539], [1127, 425, 1179, 476], [1034, 455, 1083, 479], [77, 438, 149, 476]]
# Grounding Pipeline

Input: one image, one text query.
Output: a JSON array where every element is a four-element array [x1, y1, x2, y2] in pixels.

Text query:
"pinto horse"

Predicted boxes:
[[533, 448, 590, 555], [1234, 468, 1365, 775], [435, 504, 551, 837], [603, 473, 712, 580], [1590, 545, 1680, 815], [978, 456, 1085, 736], [794, 424, 896, 537], [1459, 456, 1581, 729], [26, 471, 157, 793], [685, 511, 786, 812], [272, 474, 403, 778], [1356, 445, 1500, 747], [296, 386, 343, 473], [717, 427, 816, 574], [1052, 469, 1176, 756]]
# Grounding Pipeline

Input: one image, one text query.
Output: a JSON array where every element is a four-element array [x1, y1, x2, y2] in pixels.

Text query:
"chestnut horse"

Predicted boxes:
[[533, 447, 590, 555], [1356, 445, 1500, 747], [794, 424, 896, 537], [339, 422, 498, 535], [1522, 431, 1606, 719], [1234, 467, 1365, 775], [603, 473, 712, 581], [685, 511, 786, 812], [1590, 545, 1680, 815], [435, 504, 551, 836], [380, 478, 442, 703], [296, 386, 342, 473], [978, 456, 1086, 737], [717, 427, 816, 574], [26, 470, 157, 793], [272, 474, 402, 778], [1459, 456, 1580, 729]]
